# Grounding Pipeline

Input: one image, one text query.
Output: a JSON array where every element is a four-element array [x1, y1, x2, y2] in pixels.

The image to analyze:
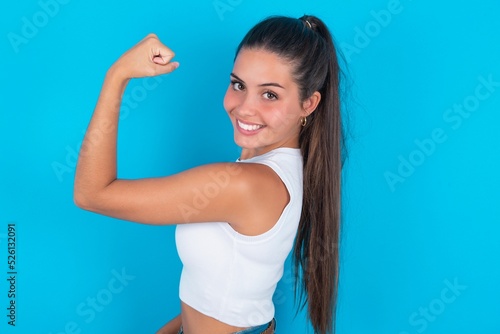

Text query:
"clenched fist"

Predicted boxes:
[[109, 33, 179, 81]]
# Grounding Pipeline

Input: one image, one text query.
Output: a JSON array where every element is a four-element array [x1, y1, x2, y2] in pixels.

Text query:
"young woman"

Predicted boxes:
[[74, 15, 345, 334]]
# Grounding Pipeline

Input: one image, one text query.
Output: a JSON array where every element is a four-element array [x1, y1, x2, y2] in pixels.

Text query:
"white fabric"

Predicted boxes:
[[175, 147, 303, 327]]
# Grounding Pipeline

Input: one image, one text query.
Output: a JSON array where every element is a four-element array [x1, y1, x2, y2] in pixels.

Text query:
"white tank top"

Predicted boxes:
[[175, 147, 303, 327]]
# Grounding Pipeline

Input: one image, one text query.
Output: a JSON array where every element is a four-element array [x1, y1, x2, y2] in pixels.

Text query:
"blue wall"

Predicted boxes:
[[1, 0, 499, 333]]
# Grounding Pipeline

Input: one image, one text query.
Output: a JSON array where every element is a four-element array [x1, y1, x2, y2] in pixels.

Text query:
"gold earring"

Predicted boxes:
[[300, 117, 307, 127]]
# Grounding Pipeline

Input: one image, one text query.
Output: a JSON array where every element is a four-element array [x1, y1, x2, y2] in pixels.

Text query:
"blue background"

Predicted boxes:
[[1, 0, 499, 333]]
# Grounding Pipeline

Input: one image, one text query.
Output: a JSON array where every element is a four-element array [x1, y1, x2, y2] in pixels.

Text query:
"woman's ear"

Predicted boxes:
[[302, 91, 321, 116]]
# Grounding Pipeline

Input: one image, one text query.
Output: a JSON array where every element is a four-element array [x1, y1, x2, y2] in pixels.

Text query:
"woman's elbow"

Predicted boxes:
[[73, 188, 95, 211], [74, 190, 88, 210]]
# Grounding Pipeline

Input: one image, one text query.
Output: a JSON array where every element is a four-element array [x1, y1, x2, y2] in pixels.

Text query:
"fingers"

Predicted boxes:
[[158, 61, 180, 75], [117, 33, 179, 77], [145, 34, 179, 74], [152, 49, 179, 75], [151, 47, 175, 65], [145, 34, 174, 62]]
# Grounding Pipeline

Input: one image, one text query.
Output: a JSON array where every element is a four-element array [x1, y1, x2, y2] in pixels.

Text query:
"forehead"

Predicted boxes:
[[233, 48, 294, 85]]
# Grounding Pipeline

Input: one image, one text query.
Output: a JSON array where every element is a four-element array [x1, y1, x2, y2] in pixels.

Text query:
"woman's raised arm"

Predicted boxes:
[[74, 34, 178, 214], [73, 34, 288, 229]]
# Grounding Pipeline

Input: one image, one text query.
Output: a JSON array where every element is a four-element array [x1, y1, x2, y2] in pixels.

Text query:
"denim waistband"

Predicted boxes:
[[177, 318, 276, 334]]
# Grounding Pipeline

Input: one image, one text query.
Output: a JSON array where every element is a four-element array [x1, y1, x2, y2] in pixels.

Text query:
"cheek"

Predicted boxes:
[[223, 88, 238, 114], [270, 103, 301, 126]]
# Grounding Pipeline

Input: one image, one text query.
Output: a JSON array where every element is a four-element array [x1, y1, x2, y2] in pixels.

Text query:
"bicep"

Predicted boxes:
[[80, 163, 247, 225]]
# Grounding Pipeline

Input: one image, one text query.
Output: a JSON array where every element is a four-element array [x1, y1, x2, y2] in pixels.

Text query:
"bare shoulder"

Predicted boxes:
[[227, 162, 290, 235]]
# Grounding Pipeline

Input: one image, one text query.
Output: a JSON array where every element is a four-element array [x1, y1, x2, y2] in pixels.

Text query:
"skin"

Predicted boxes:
[[74, 34, 320, 334], [224, 48, 320, 160]]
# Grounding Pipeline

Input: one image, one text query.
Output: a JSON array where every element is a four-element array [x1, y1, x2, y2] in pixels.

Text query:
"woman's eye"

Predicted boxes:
[[231, 81, 244, 91], [264, 91, 278, 100]]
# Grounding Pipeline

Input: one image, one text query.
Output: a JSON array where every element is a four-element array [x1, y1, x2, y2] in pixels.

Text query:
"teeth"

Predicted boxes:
[[238, 120, 263, 131]]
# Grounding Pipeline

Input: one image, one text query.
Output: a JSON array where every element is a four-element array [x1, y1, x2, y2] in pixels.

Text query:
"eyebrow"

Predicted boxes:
[[230, 73, 285, 89]]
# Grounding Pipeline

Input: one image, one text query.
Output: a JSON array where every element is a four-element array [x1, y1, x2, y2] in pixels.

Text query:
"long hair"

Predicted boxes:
[[235, 15, 347, 333]]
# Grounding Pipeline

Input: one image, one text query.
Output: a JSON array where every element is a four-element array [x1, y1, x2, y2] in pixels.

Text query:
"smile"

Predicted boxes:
[[236, 119, 265, 132]]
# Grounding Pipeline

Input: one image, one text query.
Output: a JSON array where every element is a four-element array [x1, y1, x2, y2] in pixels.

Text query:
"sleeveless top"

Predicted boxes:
[[175, 147, 303, 327]]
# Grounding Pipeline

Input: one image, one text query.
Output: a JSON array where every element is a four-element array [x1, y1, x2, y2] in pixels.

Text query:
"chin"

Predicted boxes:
[[233, 135, 262, 150], [233, 136, 253, 149]]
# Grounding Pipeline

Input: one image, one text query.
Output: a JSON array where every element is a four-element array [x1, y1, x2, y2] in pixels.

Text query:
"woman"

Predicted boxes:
[[74, 14, 345, 334]]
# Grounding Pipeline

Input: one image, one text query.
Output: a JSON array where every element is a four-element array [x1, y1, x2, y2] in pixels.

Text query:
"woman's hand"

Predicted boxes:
[[109, 33, 179, 81]]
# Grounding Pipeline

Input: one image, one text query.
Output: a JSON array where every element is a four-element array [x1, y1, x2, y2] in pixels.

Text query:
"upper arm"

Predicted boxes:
[[74, 162, 288, 229]]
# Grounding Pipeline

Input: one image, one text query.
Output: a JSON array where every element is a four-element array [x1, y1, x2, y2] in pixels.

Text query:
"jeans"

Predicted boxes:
[[177, 318, 276, 334]]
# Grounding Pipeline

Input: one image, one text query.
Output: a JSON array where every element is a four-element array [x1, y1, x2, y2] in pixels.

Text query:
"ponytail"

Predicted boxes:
[[294, 15, 345, 334]]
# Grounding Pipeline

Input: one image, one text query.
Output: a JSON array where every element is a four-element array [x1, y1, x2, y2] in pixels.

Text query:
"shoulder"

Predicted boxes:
[[215, 162, 289, 235], [192, 162, 286, 205], [179, 162, 280, 193]]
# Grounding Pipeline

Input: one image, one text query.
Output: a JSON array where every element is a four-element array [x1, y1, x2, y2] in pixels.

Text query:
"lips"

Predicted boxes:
[[236, 119, 265, 132]]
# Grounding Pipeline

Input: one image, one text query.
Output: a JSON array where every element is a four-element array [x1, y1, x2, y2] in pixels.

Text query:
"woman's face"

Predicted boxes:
[[224, 48, 315, 159]]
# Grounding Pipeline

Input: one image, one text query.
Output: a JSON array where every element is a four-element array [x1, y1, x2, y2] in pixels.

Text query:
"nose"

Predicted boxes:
[[235, 94, 258, 118]]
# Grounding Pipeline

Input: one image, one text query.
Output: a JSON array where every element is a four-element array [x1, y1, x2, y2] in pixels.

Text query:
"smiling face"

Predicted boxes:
[[223, 48, 320, 160]]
